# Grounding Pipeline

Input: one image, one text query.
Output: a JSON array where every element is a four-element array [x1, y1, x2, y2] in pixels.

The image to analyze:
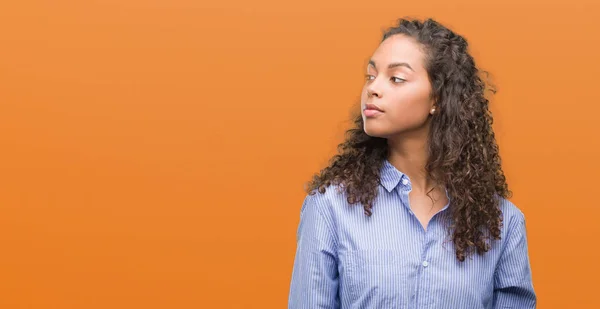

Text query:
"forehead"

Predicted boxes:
[[369, 34, 426, 71]]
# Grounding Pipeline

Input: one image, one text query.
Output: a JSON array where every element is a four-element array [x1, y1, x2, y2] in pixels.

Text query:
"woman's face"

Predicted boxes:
[[361, 34, 435, 138]]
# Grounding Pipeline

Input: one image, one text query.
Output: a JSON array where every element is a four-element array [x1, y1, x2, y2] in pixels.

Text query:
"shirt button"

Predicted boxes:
[[422, 261, 429, 267], [402, 178, 409, 185]]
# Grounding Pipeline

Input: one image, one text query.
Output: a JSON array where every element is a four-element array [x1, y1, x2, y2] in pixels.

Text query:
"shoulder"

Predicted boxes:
[[300, 184, 348, 227], [498, 197, 526, 221], [296, 185, 345, 246], [301, 184, 345, 216], [497, 196, 527, 237]]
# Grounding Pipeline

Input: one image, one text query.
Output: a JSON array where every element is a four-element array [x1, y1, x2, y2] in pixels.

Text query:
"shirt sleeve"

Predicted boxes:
[[288, 193, 340, 309], [492, 212, 537, 308]]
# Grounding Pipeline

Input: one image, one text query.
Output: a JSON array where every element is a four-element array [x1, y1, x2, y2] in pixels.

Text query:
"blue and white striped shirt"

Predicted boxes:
[[288, 159, 536, 308]]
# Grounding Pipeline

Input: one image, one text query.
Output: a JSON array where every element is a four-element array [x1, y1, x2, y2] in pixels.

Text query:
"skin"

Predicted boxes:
[[360, 34, 448, 231]]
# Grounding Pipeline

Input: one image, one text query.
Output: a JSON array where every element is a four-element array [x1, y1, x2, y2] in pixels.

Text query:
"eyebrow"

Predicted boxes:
[[368, 59, 414, 72]]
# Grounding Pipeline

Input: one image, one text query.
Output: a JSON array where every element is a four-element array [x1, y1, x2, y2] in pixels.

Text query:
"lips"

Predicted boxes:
[[364, 109, 382, 117], [364, 103, 384, 112], [363, 103, 384, 118]]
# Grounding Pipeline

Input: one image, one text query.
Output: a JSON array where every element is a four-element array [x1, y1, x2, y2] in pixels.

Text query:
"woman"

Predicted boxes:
[[288, 17, 536, 308]]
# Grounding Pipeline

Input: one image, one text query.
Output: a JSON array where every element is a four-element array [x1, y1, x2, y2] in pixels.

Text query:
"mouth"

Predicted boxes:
[[364, 103, 384, 112], [364, 109, 383, 117], [363, 103, 384, 117]]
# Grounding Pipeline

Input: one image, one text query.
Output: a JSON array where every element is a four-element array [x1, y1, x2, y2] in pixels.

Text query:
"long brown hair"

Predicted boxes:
[[304, 17, 511, 262]]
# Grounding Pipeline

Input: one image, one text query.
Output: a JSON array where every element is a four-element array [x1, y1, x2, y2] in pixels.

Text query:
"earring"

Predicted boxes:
[[430, 108, 436, 114]]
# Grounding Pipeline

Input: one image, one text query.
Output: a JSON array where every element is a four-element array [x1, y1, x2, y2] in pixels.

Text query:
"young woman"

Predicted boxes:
[[288, 17, 536, 308]]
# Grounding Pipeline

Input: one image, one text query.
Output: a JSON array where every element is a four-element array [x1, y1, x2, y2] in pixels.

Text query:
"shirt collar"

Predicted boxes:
[[379, 158, 451, 203], [379, 158, 407, 193]]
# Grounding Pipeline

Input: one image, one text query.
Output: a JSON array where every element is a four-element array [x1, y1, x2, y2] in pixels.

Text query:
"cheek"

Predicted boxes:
[[389, 92, 429, 120], [389, 102, 428, 121], [384, 92, 431, 129]]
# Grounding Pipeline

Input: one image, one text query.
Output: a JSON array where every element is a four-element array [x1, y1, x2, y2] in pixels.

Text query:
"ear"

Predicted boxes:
[[429, 98, 437, 115]]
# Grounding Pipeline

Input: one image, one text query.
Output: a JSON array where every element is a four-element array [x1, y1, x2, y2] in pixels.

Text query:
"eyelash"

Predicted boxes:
[[365, 74, 406, 83]]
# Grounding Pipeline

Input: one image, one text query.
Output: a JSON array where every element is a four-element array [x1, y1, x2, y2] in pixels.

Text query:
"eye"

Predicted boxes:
[[391, 77, 406, 83], [364, 74, 375, 81]]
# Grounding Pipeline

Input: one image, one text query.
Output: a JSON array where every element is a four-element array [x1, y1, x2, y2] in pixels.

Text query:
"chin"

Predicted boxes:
[[363, 122, 390, 138]]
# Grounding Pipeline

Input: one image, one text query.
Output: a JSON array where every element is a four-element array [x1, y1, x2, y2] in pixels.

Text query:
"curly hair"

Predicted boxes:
[[304, 17, 512, 262]]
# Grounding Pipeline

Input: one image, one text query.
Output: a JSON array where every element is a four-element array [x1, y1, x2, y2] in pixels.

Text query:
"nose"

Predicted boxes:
[[367, 87, 380, 98], [367, 83, 381, 98]]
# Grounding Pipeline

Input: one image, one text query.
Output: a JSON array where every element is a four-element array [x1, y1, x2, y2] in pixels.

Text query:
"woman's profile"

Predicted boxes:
[[288, 17, 536, 308]]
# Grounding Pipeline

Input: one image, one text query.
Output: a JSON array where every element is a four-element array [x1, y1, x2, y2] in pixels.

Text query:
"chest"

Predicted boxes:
[[407, 189, 449, 231], [334, 195, 500, 308]]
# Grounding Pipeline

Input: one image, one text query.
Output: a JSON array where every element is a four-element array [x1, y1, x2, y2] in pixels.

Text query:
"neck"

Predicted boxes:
[[386, 127, 438, 194]]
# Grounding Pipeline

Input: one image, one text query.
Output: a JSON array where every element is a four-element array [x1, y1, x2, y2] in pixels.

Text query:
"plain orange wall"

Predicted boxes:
[[1, 0, 599, 308]]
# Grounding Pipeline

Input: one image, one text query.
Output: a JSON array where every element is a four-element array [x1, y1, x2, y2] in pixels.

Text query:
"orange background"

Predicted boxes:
[[1, 0, 599, 308]]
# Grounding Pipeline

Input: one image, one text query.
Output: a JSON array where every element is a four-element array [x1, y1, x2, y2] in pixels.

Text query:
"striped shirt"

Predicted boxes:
[[288, 159, 536, 308]]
